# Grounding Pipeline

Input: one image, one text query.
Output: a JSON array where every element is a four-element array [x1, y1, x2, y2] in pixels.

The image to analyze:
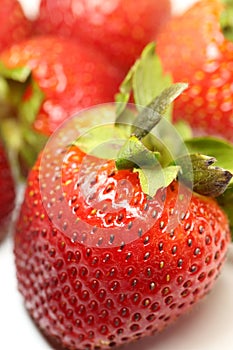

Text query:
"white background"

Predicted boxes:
[[3, 1, 233, 350]]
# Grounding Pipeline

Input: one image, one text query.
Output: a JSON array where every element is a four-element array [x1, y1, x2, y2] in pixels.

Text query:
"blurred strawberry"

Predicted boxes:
[[0, 0, 32, 53], [0, 141, 15, 241], [34, 0, 171, 71], [0, 36, 124, 172], [156, 0, 233, 142]]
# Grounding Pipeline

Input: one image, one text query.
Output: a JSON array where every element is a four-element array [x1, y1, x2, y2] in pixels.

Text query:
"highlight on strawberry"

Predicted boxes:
[[13, 44, 233, 350]]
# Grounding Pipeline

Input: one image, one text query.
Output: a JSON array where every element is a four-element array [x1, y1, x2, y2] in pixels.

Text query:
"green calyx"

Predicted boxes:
[[75, 43, 233, 202], [174, 153, 232, 197], [116, 135, 160, 170], [0, 61, 46, 178], [184, 136, 233, 237], [217, 184, 233, 235], [116, 84, 188, 170], [113, 43, 232, 199], [115, 84, 232, 198], [115, 83, 188, 197], [220, 0, 233, 41]]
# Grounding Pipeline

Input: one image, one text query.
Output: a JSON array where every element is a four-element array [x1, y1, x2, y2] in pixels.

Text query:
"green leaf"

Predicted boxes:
[[0, 119, 22, 151], [15, 79, 47, 169], [185, 136, 233, 176], [0, 117, 47, 177], [0, 79, 30, 117], [0, 61, 33, 115], [0, 76, 9, 97], [0, 77, 13, 119], [115, 105, 137, 131], [220, 0, 233, 41], [176, 153, 232, 197], [115, 42, 172, 120], [73, 105, 134, 159], [20, 127, 47, 170], [174, 120, 193, 140], [217, 184, 233, 239], [116, 135, 160, 170], [18, 79, 45, 125], [75, 122, 131, 160], [115, 59, 140, 118], [0, 61, 31, 82], [133, 43, 172, 112], [0, 61, 47, 175], [135, 165, 180, 197]]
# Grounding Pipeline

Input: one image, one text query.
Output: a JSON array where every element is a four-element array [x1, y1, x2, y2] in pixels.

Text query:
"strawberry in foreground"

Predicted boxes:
[[156, 0, 233, 142], [0, 142, 15, 241], [0, 36, 124, 173], [14, 81, 233, 349], [34, 0, 171, 72], [0, 0, 32, 53]]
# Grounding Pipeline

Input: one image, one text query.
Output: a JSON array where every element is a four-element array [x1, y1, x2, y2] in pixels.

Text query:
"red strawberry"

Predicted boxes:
[[14, 84, 232, 349], [156, 0, 233, 142], [0, 0, 32, 53], [34, 0, 171, 72], [0, 36, 124, 171], [0, 142, 15, 240]]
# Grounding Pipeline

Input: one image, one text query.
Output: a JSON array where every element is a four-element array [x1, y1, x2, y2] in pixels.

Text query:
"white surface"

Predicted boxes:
[[19, 0, 41, 18], [4, 1, 232, 350], [171, 0, 198, 14]]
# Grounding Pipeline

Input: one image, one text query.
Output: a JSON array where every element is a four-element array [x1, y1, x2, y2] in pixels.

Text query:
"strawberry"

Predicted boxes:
[[0, 141, 15, 240], [0, 0, 32, 53], [0, 36, 124, 172], [34, 0, 171, 72], [14, 78, 232, 349], [156, 0, 233, 142]]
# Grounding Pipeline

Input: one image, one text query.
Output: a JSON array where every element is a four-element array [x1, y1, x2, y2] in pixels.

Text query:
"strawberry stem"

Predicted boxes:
[[114, 83, 190, 197], [131, 83, 188, 139], [116, 83, 187, 171]]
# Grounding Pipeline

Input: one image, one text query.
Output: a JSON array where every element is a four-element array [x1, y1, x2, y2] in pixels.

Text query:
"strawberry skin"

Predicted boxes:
[[0, 36, 124, 136], [0, 0, 32, 53], [14, 144, 230, 349], [34, 0, 171, 72], [0, 142, 15, 240], [156, 0, 233, 142]]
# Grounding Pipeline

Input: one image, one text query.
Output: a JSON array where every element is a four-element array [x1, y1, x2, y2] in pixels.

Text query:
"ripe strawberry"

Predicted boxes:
[[34, 0, 171, 71], [0, 142, 15, 240], [14, 84, 232, 350], [0, 36, 124, 171], [0, 0, 32, 53], [156, 0, 233, 142]]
